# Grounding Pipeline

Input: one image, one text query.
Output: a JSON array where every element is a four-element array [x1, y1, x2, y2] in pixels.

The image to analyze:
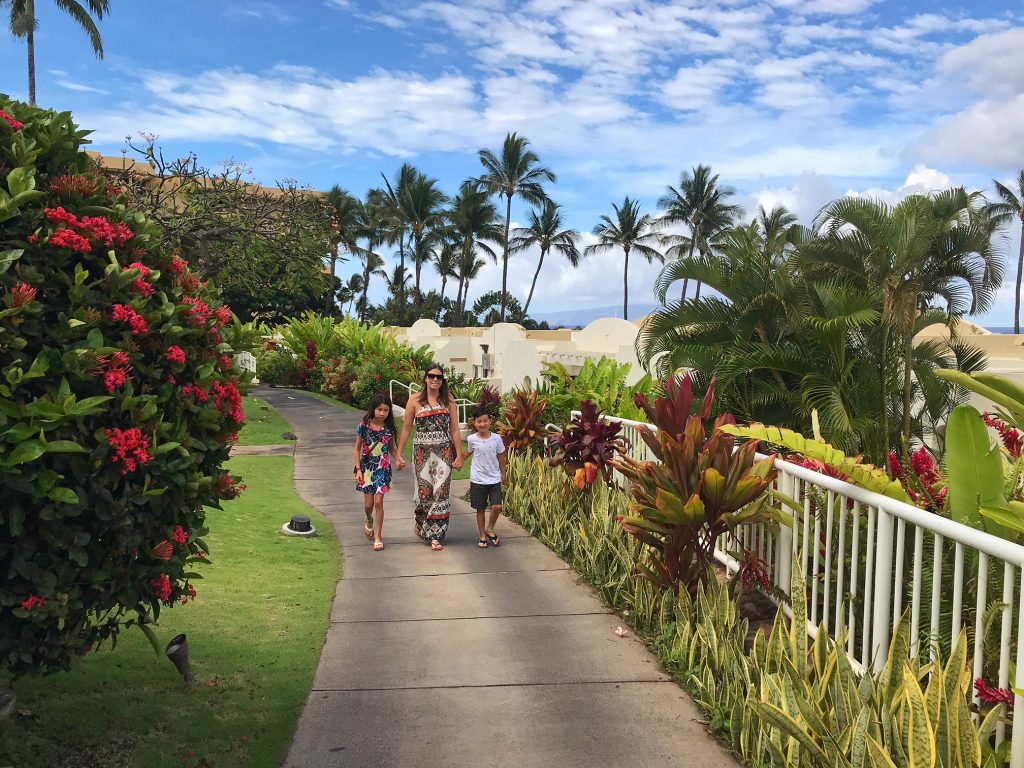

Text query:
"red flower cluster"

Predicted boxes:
[[48, 174, 101, 198], [151, 541, 174, 561], [975, 678, 1015, 708], [168, 256, 187, 274], [150, 573, 172, 603], [0, 108, 23, 131], [48, 228, 92, 253], [44, 207, 133, 251], [889, 449, 947, 512], [182, 296, 212, 327], [215, 471, 247, 498], [182, 383, 209, 403], [215, 306, 232, 326], [123, 262, 154, 298], [180, 583, 198, 604], [20, 594, 46, 610], [95, 351, 132, 394], [213, 380, 244, 423], [179, 273, 202, 293], [219, 354, 234, 372], [112, 304, 148, 336], [165, 346, 186, 365], [173, 525, 189, 545], [209, 326, 222, 344], [984, 413, 1023, 458], [5, 281, 37, 308], [739, 557, 772, 592], [104, 427, 152, 474]]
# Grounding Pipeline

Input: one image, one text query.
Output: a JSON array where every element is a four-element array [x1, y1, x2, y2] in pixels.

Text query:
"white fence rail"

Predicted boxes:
[[579, 410, 1024, 764], [388, 379, 476, 427]]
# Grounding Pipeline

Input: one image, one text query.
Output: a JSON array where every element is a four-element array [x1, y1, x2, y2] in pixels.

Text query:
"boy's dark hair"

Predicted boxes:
[[471, 405, 492, 420], [362, 391, 398, 435]]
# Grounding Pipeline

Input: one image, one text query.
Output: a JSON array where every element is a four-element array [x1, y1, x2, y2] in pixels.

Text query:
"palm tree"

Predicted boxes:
[[401, 173, 446, 308], [338, 273, 364, 317], [983, 172, 1024, 333], [509, 200, 581, 318], [376, 163, 418, 312], [324, 185, 359, 311], [657, 164, 742, 302], [584, 197, 661, 321], [447, 183, 503, 319], [4, 0, 110, 105], [432, 238, 459, 311], [802, 190, 1001, 448], [383, 264, 411, 297], [355, 196, 390, 322], [473, 132, 556, 320]]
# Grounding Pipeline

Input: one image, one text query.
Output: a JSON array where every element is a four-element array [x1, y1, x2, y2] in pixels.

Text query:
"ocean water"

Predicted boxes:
[[987, 327, 1017, 334]]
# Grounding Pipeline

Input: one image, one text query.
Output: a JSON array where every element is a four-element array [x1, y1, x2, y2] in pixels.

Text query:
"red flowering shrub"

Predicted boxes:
[[888, 448, 947, 513], [0, 98, 248, 678]]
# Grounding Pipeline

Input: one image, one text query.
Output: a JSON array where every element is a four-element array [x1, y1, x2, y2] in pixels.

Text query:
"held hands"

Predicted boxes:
[[396, 456, 407, 471], [452, 456, 464, 471]]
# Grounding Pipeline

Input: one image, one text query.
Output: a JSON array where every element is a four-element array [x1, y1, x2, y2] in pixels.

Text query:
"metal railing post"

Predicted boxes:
[[870, 510, 895, 671]]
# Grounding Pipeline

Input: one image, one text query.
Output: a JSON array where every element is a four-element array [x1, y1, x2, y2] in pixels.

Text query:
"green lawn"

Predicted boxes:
[[238, 396, 295, 445], [0, 456, 339, 768]]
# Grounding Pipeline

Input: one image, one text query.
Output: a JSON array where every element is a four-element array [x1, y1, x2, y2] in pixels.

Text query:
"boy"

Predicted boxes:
[[465, 405, 507, 548]]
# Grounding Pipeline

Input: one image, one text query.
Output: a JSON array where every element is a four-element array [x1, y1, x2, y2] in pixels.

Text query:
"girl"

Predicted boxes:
[[396, 363, 464, 551], [354, 392, 398, 551]]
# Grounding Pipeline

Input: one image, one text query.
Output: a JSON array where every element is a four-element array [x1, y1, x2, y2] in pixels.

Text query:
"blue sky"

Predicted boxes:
[[3, 0, 1022, 322]]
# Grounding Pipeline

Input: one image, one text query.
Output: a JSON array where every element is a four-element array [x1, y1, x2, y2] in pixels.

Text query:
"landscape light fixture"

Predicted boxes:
[[165, 633, 194, 688], [282, 514, 316, 537]]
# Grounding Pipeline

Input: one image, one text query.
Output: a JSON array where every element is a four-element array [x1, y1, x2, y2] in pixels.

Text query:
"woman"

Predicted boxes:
[[396, 363, 464, 551]]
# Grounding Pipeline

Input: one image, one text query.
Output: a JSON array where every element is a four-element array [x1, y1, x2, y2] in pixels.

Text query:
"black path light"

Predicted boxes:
[[165, 633, 194, 688], [282, 514, 316, 536]]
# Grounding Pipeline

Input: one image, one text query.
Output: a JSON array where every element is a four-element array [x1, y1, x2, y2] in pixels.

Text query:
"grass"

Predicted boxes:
[[285, 388, 472, 481], [238, 396, 296, 445], [0, 456, 339, 768]]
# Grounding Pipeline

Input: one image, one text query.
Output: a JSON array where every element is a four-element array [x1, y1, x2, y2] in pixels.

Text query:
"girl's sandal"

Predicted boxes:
[[430, 540, 444, 551], [486, 530, 501, 547], [373, 541, 385, 551], [477, 537, 489, 548], [363, 524, 374, 539]]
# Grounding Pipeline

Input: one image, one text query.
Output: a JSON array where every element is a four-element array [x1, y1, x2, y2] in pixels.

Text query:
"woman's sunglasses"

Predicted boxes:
[[425, 373, 444, 381]]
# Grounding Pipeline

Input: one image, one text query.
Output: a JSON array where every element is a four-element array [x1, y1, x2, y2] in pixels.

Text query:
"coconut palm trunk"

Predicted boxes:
[[523, 246, 547, 318], [501, 193, 512, 320], [26, 0, 35, 105], [1016, 216, 1024, 334], [623, 245, 630, 320]]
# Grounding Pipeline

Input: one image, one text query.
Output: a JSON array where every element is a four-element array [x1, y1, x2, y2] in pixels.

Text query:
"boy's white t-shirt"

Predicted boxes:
[[467, 432, 506, 485]]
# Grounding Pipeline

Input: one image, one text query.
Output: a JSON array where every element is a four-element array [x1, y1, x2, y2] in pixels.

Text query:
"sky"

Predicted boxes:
[[2, 0, 1022, 323]]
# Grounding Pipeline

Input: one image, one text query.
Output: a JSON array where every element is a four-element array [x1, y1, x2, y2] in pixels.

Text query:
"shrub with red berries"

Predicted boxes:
[[0, 98, 249, 678]]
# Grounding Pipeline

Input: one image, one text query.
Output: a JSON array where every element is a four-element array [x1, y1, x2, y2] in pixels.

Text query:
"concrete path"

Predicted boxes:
[[258, 388, 737, 768]]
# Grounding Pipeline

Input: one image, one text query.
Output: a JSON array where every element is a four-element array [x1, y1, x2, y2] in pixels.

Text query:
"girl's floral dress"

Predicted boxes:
[[356, 422, 393, 495]]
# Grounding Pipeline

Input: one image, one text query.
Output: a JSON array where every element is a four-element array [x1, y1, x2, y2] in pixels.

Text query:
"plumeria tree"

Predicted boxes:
[[0, 98, 247, 680]]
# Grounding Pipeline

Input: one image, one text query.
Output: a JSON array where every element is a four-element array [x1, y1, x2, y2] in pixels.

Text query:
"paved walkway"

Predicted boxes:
[[259, 388, 736, 768]]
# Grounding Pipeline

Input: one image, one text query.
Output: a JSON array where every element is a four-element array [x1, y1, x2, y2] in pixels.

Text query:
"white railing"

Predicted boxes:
[[581, 410, 1024, 764], [389, 379, 475, 426]]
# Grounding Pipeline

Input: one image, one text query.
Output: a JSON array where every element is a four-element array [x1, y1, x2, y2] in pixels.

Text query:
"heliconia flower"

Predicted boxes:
[[984, 413, 1024, 458], [975, 678, 1015, 708], [5, 281, 38, 308], [0, 109, 24, 131]]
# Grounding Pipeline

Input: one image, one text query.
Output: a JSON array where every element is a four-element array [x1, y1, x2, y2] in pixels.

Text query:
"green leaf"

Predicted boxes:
[[43, 440, 88, 454], [979, 502, 1024, 534], [945, 405, 1004, 529], [138, 623, 163, 657], [6, 166, 33, 197], [47, 487, 80, 504], [0, 248, 24, 276], [5, 439, 45, 466]]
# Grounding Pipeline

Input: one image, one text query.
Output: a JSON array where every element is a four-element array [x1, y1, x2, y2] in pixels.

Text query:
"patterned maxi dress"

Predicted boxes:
[[413, 402, 456, 542]]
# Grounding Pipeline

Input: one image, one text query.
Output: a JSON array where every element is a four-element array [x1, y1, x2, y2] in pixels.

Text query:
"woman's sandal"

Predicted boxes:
[[373, 541, 385, 551], [486, 530, 501, 547], [363, 523, 374, 539], [477, 537, 489, 548], [430, 540, 444, 551]]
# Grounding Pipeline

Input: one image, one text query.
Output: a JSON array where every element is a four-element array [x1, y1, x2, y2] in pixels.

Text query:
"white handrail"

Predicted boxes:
[[389, 379, 475, 426]]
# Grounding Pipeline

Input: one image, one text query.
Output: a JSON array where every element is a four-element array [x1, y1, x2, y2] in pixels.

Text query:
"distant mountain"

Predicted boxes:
[[531, 304, 659, 328]]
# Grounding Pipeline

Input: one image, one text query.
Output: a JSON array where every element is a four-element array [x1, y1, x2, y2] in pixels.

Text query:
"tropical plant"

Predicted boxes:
[[473, 290, 524, 326], [540, 356, 655, 426], [338, 273, 364, 317], [473, 132, 556, 321], [431, 237, 459, 310], [0, 97, 245, 678], [477, 384, 501, 419], [278, 311, 342, 360], [584, 197, 661, 320], [549, 400, 629, 489], [356, 193, 392, 321], [374, 164, 417, 313], [255, 348, 297, 387], [321, 357, 355, 402], [508, 200, 581, 318], [656, 164, 742, 301], [398, 170, 446, 307], [498, 389, 548, 453], [983, 171, 1024, 333], [447, 182, 503, 315], [4, 0, 110, 105], [219, 316, 261, 354], [612, 376, 780, 594], [324, 185, 359, 311]]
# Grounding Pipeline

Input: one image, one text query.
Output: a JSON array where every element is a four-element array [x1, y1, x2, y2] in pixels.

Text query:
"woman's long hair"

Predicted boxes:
[[421, 362, 451, 406], [362, 391, 398, 435]]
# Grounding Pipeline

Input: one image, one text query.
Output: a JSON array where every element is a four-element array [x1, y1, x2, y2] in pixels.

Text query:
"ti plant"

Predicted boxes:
[[549, 400, 630, 490], [498, 388, 549, 453], [612, 375, 782, 595]]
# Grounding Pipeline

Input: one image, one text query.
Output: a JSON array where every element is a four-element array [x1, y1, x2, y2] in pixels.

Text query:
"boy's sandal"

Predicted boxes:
[[363, 524, 374, 539], [430, 540, 444, 551], [477, 537, 489, 548], [486, 530, 500, 547], [373, 541, 385, 551]]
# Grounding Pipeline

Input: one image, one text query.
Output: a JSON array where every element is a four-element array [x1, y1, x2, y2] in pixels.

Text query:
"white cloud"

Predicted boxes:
[[938, 27, 1024, 99]]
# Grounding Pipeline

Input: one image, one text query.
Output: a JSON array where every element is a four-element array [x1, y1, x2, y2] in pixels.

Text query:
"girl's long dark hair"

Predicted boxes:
[[422, 362, 451, 406], [362, 392, 398, 435]]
